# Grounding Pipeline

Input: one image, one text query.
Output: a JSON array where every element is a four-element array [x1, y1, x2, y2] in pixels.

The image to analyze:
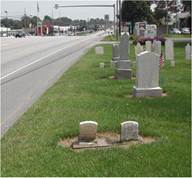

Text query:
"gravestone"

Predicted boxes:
[[100, 62, 105, 68], [145, 41, 152, 52], [79, 121, 98, 142], [133, 51, 162, 97], [112, 43, 120, 61], [165, 39, 174, 60], [185, 43, 192, 60], [120, 121, 139, 141], [116, 32, 132, 79], [135, 43, 143, 55], [95, 46, 104, 55], [152, 40, 161, 55]]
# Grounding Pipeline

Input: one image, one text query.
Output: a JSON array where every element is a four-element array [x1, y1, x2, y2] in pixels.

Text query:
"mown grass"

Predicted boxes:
[[102, 34, 116, 41], [164, 34, 191, 38], [1, 42, 191, 177]]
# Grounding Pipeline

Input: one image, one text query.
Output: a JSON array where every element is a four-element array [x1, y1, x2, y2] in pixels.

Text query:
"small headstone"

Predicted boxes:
[[135, 43, 143, 55], [170, 60, 175, 67], [95, 46, 104, 55], [112, 43, 120, 61], [165, 39, 174, 60], [185, 43, 192, 60], [120, 121, 139, 141], [145, 41, 152, 52], [152, 40, 161, 55], [133, 51, 162, 97], [100, 62, 105, 68], [79, 121, 98, 142]]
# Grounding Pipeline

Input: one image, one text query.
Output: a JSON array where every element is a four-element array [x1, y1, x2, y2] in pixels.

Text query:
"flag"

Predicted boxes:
[[159, 52, 164, 68], [37, 1, 39, 12]]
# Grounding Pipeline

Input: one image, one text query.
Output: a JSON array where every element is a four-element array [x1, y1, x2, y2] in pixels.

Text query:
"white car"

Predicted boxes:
[[181, 28, 190, 34], [170, 28, 181, 34]]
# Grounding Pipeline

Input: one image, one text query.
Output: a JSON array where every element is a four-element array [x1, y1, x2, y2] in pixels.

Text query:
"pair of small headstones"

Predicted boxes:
[[78, 121, 139, 142]]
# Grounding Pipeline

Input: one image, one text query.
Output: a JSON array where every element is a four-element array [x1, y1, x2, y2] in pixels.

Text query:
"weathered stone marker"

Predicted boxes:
[[145, 41, 152, 52], [116, 32, 132, 79], [99, 62, 105, 68], [152, 40, 161, 55], [165, 39, 174, 60], [185, 43, 192, 60], [133, 51, 162, 97], [95, 46, 104, 55], [135, 42, 143, 55], [79, 121, 98, 142], [120, 121, 139, 141]]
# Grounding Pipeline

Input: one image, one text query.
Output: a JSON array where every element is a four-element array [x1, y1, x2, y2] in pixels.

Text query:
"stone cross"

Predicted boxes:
[[112, 43, 120, 61], [120, 121, 139, 141], [152, 40, 161, 55], [133, 51, 162, 97], [79, 121, 98, 142], [95, 46, 104, 55], [135, 43, 143, 55], [165, 39, 174, 60], [185, 43, 192, 60], [145, 41, 152, 52]]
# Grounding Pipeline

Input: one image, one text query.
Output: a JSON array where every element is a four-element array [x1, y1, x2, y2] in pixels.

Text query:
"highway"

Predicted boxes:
[[1, 31, 106, 136]]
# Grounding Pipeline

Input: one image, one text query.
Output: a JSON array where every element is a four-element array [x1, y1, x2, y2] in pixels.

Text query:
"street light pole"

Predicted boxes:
[[4, 11, 8, 37]]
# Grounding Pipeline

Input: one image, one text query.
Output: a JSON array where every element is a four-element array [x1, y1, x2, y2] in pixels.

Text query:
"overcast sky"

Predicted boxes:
[[1, 0, 115, 20]]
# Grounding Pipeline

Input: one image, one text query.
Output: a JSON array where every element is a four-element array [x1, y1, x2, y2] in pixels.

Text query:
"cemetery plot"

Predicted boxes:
[[1, 43, 191, 177]]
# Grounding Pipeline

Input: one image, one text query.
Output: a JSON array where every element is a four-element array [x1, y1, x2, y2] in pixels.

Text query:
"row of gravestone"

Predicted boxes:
[[79, 120, 139, 143], [134, 39, 192, 61], [110, 32, 192, 97], [111, 32, 162, 97]]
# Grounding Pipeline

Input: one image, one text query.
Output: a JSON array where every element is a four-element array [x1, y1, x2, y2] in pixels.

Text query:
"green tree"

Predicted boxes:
[[121, 1, 154, 30]]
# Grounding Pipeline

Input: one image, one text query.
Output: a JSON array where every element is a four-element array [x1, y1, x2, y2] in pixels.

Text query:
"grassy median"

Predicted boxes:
[[1, 43, 191, 177]]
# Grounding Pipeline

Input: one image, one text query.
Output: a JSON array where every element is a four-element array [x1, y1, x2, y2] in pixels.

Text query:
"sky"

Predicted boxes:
[[1, 0, 116, 20]]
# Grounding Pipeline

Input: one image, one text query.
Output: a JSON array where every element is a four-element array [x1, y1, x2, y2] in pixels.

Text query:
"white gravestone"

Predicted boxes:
[[116, 32, 132, 79], [95, 46, 104, 55], [185, 43, 192, 60], [135, 43, 143, 55], [152, 41, 161, 55], [99, 63, 105, 68], [165, 39, 174, 60], [133, 51, 162, 97], [79, 121, 98, 142], [145, 41, 152, 52], [120, 121, 139, 141]]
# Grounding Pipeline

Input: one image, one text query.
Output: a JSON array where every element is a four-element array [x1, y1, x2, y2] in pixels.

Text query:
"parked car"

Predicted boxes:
[[15, 31, 26, 38], [170, 28, 181, 34], [181, 27, 190, 34]]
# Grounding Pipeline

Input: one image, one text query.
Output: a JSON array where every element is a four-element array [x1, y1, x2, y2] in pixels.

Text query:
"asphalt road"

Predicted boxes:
[[1, 31, 106, 136]]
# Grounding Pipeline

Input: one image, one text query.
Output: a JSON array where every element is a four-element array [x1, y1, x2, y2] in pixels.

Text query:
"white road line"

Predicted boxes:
[[0, 40, 82, 80]]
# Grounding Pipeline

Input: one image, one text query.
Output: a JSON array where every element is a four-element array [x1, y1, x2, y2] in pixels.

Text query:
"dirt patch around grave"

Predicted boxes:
[[58, 132, 157, 151]]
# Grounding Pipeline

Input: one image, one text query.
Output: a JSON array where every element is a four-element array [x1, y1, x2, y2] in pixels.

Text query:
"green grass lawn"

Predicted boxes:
[[102, 34, 116, 41], [1, 42, 191, 177], [164, 34, 191, 38]]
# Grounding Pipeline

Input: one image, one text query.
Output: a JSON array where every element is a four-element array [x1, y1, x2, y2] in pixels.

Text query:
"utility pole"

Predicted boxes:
[[119, 0, 122, 38], [116, 0, 119, 40], [4, 11, 8, 36]]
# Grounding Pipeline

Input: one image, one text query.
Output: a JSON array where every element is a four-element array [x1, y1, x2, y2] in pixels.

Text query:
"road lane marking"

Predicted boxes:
[[0, 38, 85, 80]]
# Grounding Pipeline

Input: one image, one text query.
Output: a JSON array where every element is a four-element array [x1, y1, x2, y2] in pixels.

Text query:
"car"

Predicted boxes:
[[181, 27, 190, 34], [15, 31, 26, 38], [170, 28, 181, 34]]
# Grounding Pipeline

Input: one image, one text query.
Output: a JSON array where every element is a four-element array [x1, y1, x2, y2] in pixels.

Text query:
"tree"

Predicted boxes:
[[121, 1, 154, 31]]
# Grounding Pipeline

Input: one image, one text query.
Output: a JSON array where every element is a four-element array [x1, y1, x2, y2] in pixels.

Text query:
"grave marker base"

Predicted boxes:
[[116, 69, 132, 79], [133, 86, 162, 97]]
